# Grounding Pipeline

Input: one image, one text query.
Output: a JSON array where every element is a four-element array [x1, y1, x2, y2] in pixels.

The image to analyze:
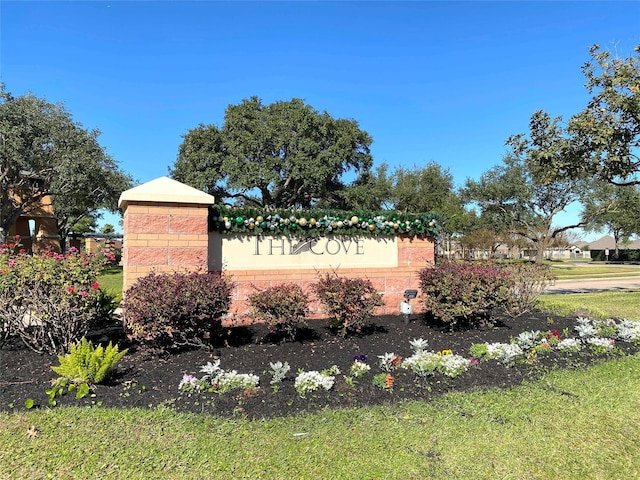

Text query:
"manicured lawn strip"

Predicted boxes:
[[550, 265, 640, 279], [96, 265, 123, 304], [537, 291, 640, 319], [1, 353, 639, 479]]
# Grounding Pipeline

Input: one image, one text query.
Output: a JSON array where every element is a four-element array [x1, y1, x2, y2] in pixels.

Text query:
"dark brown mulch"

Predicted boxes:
[[1, 311, 637, 420]]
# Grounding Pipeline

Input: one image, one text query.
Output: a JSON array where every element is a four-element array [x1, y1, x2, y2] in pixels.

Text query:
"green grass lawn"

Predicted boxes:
[[97, 265, 123, 304], [537, 290, 640, 319], [550, 264, 640, 279], [1, 292, 640, 478]]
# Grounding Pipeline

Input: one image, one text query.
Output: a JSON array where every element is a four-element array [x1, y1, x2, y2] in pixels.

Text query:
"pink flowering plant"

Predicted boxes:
[[0, 239, 113, 353]]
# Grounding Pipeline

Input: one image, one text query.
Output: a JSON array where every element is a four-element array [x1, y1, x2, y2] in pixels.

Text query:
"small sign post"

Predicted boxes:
[[605, 248, 609, 261]]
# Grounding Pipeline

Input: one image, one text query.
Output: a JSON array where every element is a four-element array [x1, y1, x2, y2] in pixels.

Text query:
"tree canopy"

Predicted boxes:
[[525, 45, 640, 186], [0, 86, 133, 244], [463, 129, 589, 262], [171, 97, 373, 209], [581, 182, 640, 256]]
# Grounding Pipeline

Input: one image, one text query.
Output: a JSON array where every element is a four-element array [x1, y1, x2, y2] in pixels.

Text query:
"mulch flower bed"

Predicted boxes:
[[1, 310, 638, 420]]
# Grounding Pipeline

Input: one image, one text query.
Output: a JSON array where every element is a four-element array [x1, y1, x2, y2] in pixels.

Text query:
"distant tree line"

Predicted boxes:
[[2, 44, 638, 260]]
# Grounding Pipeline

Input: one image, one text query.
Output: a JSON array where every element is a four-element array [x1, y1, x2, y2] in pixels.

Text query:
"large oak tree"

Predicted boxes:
[[0, 86, 132, 245], [171, 97, 373, 209]]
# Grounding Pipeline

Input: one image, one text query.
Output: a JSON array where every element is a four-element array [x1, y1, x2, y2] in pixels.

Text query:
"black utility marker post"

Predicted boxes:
[[401, 289, 418, 325]]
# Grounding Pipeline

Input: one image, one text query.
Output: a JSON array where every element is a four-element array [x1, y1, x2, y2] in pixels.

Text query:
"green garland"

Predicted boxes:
[[209, 206, 443, 238]]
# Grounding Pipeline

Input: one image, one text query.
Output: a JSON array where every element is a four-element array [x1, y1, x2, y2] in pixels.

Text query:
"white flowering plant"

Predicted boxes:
[[349, 360, 371, 378], [294, 370, 335, 397], [616, 320, 640, 344], [177, 360, 260, 395], [378, 352, 403, 372], [556, 338, 583, 352]]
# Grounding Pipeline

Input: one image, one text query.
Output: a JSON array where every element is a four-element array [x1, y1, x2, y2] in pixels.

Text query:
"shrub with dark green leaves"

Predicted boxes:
[[122, 271, 233, 353], [418, 262, 511, 328], [248, 283, 309, 340], [312, 273, 383, 337], [502, 262, 555, 317]]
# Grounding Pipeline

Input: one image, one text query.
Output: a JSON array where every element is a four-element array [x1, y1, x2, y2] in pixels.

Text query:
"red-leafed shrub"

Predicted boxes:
[[312, 273, 383, 337], [418, 262, 511, 328], [122, 271, 233, 353], [247, 283, 309, 340]]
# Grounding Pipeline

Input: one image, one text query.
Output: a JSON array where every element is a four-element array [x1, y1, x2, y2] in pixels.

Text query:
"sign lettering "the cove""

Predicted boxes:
[[254, 237, 364, 256], [208, 233, 398, 270]]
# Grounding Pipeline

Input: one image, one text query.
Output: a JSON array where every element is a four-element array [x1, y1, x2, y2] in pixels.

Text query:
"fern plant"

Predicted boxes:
[[51, 337, 128, 385]]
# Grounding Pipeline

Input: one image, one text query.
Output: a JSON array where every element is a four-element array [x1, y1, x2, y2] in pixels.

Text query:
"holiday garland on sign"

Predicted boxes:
[[209, 206, 443, 238]]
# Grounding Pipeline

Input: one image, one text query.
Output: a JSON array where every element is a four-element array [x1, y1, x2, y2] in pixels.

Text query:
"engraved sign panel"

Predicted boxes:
[[208, 233, 398, 270]]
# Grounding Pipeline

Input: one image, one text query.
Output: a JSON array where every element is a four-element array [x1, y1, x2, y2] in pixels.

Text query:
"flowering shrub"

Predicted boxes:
[[247, 283, 309, 340], [418, 262, 511, 328], [294, 370, 335, 397], [122, 271, 233, 353], [312, 273, 383, 337], [0, 240, 113, 353]]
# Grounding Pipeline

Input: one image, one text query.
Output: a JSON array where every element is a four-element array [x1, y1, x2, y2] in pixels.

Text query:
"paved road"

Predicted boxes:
[[544, 276, 640, 294]]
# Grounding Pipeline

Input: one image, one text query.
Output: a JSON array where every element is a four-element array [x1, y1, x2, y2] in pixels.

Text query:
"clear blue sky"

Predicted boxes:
[[2, 1, 639, 238]]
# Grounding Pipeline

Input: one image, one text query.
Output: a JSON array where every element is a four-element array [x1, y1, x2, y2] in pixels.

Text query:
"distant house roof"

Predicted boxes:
[[587, 235, 640, 250]]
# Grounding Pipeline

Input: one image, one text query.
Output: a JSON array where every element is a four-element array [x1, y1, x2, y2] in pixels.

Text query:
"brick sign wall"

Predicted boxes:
[[119, 178, 435, 321]]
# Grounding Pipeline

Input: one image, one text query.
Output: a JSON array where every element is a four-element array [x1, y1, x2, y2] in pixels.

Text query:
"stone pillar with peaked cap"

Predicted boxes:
[[118, 177, 215, 293]]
